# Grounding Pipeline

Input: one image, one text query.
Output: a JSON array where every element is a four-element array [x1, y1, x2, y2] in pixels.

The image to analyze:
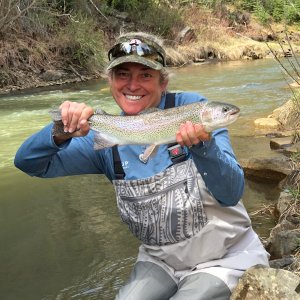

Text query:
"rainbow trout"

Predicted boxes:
[[50, 101, 239, 162]]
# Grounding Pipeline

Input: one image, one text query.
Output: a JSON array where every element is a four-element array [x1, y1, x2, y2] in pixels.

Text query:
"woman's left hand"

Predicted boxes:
[[176, 121, 210, 148]]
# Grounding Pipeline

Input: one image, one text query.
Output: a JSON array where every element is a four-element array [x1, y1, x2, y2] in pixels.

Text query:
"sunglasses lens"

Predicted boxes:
[[108, 39, 165, 66]]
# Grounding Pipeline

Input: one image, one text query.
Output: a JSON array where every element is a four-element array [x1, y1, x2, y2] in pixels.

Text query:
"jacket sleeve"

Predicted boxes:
[[190, 128, 244, 206], [14, 124, 111, 178]]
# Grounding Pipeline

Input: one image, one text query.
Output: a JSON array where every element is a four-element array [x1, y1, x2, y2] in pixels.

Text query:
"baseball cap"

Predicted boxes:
[[107, 34, 166, 70]]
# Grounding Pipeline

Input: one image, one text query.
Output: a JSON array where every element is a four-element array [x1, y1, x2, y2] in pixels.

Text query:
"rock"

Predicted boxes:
[[271, 229, 300, 258], [285, 142, 300, 155], [267, 220, 299, 258], [193, 58, 205, 63], [289, 81, 300, 88], [230, 265, 300, 300], [276, 189, 295, 215], [270, 136, 294, 150], [239, 156, 291, 182], [254, 117, 281, 130], [269, 100, 300, 130], [280, 170, 300, 189], [40, 70, 63, 81], [269, 256, 296, 269]]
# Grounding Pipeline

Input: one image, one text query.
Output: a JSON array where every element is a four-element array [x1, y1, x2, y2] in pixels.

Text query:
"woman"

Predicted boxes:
[[15, 32, 269, 300]]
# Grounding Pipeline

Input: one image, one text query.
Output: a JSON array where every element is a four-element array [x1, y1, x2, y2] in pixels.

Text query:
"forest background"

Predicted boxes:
[[2, 0, 300, 94]]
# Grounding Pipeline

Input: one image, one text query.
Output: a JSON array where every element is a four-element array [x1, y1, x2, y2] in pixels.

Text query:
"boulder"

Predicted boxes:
[[270, 136, 294, 150], [230, 265, 300, 300], [267, 220, 299, 258], [40, 69, 63, 81], [254, 117, 281, 130], [279, 170, 300, 190], [269, 256, 296, 269], [285, 142, 300, 155], [239, 156, 291, 182], [276, 189, 295, 215]]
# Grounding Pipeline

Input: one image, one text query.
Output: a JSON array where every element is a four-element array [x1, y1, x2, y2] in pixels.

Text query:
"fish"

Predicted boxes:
[[50, 101, 240, 163]]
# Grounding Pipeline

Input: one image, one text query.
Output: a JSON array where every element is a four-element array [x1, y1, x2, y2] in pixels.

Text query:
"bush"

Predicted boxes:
[[254, 3, 272, 26], [57, 14, 105, 71], [106, 0, 183, 39]]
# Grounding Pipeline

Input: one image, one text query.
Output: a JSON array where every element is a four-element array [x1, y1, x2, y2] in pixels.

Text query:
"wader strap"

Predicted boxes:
[[164, 93, 187, 165], [113, 93, 186, 179], [164, 92, 176, 109], [112, 145, 125, 180]]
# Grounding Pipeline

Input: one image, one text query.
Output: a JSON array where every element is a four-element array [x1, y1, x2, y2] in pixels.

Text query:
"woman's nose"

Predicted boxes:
[[127, 76, 139, 91]]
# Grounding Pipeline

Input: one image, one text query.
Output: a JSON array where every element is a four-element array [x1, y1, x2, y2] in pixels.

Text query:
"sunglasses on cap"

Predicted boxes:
[[108, 39, 166, 67]]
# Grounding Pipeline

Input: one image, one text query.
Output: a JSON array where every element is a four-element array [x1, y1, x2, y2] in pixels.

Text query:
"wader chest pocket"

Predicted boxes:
[[116, 175, 207, 246]]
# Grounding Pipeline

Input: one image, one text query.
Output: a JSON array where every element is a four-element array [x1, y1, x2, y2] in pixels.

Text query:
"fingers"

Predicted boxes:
[[59, 101, 94, 136], [176, 121, 210, 147]]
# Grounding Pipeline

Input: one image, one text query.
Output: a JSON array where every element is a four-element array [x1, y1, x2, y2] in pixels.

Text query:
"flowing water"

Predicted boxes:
[[0, 58, 293, 300]]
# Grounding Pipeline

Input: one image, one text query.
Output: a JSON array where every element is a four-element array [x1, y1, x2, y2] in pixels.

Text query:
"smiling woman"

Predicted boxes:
[[14, 31, 270, 300]]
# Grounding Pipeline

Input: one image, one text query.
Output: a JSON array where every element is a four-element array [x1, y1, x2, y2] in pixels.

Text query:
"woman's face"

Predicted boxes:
[[109, 63, 168, 115]]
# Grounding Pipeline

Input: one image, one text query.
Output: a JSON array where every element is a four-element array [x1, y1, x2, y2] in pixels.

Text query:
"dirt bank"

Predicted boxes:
[[1, 7, 300, 96]]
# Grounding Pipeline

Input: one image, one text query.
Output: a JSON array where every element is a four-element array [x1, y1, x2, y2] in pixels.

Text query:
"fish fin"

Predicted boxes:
[[138, 107, 161, 115], [93, 132, 116, 150], [94, 108, 110, 115], [139, 144, 159, 163]]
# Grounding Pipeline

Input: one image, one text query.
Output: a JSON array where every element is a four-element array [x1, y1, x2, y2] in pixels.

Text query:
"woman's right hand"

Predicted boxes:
[[53, 101, 94, 145]]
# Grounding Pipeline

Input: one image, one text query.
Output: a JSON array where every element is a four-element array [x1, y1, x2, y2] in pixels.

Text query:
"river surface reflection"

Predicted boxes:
[[0, 58, 291, 299]]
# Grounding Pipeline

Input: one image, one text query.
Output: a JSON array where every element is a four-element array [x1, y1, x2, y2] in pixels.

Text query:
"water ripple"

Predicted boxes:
[[43, 257, 136, 300]]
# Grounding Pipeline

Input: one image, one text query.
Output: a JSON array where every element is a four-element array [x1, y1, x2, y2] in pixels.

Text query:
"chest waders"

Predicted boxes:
[[111, 93, 208, 246]]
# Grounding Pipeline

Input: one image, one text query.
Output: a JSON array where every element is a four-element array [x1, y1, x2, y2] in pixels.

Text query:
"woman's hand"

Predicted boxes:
[[176, 121, 210, 148], [53, 101, 94, 145]]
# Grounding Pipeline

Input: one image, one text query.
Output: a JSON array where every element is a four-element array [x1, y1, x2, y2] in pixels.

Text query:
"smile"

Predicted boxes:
[[125, 95, 143, 101]]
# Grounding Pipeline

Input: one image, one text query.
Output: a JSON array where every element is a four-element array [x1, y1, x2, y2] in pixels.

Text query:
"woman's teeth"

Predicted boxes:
[[125, 95, 142, 100]]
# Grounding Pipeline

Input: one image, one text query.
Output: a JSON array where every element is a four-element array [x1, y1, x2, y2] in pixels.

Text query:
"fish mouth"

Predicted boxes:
[[230, 109, 240, 116]]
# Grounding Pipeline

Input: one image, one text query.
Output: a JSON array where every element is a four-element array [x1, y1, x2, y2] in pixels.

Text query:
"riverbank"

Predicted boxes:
[[0, 38, 295, 96], [1, 3, 300, 96]]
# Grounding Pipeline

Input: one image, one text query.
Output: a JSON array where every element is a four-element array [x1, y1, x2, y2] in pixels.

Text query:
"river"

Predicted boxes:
[[0, 58, 293, 300]]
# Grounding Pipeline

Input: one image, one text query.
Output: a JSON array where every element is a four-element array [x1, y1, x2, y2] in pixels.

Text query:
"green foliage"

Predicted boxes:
[[106, 0, 152, 12], [106, 0, 183, 38], [236, 0, 300, 24], [136, 4, 183, 36], [287, 185, 300, 200], [237, 0, 257, 12], [254, 3, 272, 25], [58, 14, 105, 70], [272, 0, 285, 22]]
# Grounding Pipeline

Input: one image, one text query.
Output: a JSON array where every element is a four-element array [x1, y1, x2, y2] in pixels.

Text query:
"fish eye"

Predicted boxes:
[[222, 106, 230, 113]]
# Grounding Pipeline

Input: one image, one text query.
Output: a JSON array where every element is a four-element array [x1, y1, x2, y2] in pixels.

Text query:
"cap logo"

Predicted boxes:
[[107, 38, 166, 69], [129, 39, 141, 53], [129, 39, 141, 46]]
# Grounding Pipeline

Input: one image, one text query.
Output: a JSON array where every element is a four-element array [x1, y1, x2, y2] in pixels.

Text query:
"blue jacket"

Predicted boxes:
[[14, 92, 244, 206]]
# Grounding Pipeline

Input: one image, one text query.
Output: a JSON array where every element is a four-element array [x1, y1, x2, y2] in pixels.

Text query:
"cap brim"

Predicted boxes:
[[106, 55, 163, 70]]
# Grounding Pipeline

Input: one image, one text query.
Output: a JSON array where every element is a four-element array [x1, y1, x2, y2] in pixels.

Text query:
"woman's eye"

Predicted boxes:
[[142, 73, 152, 78], [116, 72, 129, 78]]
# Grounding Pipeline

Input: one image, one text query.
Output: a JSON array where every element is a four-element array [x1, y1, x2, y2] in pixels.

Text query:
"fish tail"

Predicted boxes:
[[49, 109, 62, 122], [49, 108, 65, 135]]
